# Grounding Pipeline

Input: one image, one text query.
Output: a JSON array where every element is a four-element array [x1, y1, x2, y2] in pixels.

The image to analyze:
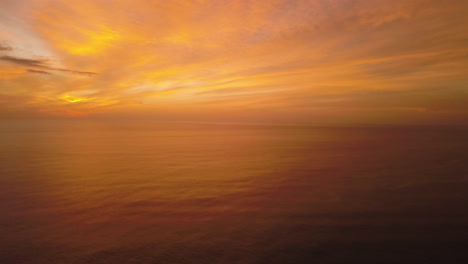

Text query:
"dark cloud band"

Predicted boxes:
[[0, 55, 96, 76], [27, 69, 51, 74]]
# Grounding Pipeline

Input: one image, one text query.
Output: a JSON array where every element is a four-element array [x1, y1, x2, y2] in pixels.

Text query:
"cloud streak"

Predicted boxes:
[[27, 69, 51, 74], [0, 55, 46, 67], [0, 55, 96, 76], [0, 44, 12, 51]]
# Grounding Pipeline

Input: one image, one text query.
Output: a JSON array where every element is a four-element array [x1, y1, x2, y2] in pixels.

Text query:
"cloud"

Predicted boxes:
[[0, 55, 96, 76], [27, 69, 51, 74], [53, 68, 96, 76], [0, 55, 46, 67], [0, 44, 12, 51]]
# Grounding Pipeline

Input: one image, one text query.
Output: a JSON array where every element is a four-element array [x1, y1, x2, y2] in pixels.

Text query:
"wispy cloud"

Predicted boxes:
[[27, 69, 51, 74], [0, 44, 12, 51], [0, 55, 96, 76], [0, 55, 45, 67]]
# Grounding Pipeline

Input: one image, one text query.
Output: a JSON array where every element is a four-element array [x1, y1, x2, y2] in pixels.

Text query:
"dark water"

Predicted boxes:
[[1, 121, 467, 264]]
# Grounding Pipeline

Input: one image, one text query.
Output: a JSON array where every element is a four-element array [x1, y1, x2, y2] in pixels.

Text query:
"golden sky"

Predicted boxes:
[[0, 0, 467, 124]]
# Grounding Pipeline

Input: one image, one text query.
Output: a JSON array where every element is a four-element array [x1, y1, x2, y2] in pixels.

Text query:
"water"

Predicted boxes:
[[1, 120, 467, 263]]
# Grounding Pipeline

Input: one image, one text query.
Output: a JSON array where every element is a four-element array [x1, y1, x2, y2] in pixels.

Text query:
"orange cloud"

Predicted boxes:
[[0, 0, 467, 124]]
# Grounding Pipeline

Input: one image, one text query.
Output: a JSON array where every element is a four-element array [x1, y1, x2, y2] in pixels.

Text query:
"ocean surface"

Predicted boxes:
[[0, 120, 467, 264]]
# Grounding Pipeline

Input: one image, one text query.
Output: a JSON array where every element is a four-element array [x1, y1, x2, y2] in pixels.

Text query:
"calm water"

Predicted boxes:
[[1, 121, 467, 264]]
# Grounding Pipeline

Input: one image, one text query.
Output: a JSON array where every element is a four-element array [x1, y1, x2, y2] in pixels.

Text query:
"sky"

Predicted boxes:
[[0, 0, 467, 125]]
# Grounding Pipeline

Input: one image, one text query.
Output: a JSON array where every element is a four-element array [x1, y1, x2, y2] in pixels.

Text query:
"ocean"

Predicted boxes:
[[1, 120, 467, 263]]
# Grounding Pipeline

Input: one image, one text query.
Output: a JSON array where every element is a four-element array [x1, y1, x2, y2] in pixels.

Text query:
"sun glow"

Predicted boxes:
[[61, 95, 86, 103]]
